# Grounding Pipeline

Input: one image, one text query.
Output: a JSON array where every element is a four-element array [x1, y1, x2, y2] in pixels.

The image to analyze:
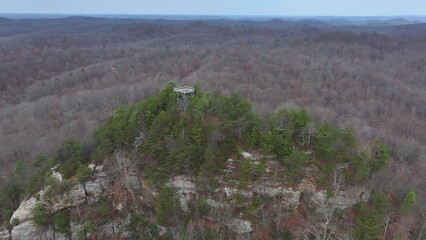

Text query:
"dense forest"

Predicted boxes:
[[0, 17, 425, 238]]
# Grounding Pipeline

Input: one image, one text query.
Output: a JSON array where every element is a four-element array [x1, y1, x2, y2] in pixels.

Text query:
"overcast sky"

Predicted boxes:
[[2, 0, 426, 16]]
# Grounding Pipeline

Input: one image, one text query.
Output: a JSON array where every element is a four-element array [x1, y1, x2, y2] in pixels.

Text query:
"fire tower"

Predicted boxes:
[[173, 86, 195, 112]]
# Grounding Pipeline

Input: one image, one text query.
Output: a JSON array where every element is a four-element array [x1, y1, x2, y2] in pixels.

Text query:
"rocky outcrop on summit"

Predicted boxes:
[[9, 197, 37, 225], [8, 164, 113, 240], [7, 150, 373, 239], [303, 186, 370, 217]]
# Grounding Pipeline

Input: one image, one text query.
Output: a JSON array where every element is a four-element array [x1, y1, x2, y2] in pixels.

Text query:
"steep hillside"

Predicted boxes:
[[1, 85, 420, 239]]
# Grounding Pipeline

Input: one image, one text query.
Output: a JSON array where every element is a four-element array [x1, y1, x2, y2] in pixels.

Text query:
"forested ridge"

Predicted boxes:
[[0, 17, 425, 238], [1, 84, 410, 239]]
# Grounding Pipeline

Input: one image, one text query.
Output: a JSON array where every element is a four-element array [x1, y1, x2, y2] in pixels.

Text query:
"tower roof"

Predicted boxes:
[[174, 86, 195, 94]]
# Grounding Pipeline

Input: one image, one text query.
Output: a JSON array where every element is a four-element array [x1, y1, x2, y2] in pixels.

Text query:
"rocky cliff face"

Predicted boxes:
[[7, 164, 121, 240], [5, 151, 370, 240]]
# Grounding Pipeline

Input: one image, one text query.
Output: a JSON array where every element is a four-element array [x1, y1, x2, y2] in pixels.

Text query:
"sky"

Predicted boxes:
[[1, 0, 426, 16]]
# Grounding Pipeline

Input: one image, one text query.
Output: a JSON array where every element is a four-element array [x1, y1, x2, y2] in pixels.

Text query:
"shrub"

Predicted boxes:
[[400, 189, 416, 213], [11, 218, 20, 226], [76, 164, 92, 186], [53, 210, 71, 234], [94, 196, 113, 219], [270, 229, 293, 240], [369, 140, 389, 174], [54, 140, 85, 178], [155, 187, 179, 225], [282, 149, 309, 182], [32, 204, 50, 228]]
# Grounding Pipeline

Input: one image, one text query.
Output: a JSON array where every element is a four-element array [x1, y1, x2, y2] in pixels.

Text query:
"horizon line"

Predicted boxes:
[[2, 13, 426, 18]]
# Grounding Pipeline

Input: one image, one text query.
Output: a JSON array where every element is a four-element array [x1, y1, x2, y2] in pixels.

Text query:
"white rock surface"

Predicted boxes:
[[309, 189, 363, 217], [10, 221, 38, 240], [8, 163, 116, 240], [9, 197, 37, 224], [167, 176, 196, 211], [11, 222, 68, 240], [206, 199, 225, 209], [52, 171, 63, 182], [228, 219, 253, 234], [116, 203, 124, 211], [254, 185, 301, 207], [88, 164, 96, 172], [0, 229, 10, 240], [168, 175, 196, 192], [254, 185, 283, 198], [241, 151, 254, 159], [49, 184, 86, 212], [95, 165, 104, 172], [85, 179, 105, 197], [223, 187, 239, 198], [328, 194, 358, 209]]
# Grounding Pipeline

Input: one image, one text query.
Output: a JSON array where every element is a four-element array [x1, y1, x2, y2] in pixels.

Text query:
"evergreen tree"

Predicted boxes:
[[370, 139, 389, 174], [400, 189, 416, 213], [155, 187, 179, 225], [314, 123, 338, 161]]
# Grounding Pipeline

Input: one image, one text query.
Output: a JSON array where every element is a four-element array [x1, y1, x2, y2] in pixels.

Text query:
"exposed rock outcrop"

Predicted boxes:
[[167, 175, 197, 211], [0, 228, 10, 240], [9, 197, 37, 224], [10, 222, 68, 240], [7, 152, 373, 240], [228, 218, 253, 235], [10, 221, 38, 240], [304, 186, 370, 217], [254, 185, 301, 207], [9, 164, 112, 240]]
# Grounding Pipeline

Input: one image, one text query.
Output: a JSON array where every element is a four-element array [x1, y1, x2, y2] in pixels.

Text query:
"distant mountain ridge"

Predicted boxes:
[[1, 13, 425, 26]]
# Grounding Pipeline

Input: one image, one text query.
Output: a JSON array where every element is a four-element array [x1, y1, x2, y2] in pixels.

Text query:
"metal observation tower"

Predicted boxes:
[[174, 86, 195, 112]]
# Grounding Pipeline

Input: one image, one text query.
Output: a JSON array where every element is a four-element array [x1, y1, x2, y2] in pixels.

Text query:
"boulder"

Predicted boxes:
[[85, 179, 105, 197], [95, 165, 104, 172], [88, 164, 96, 172], [241, 151, 255, 159], [11, 222, 68, 240], [9, 197, 37, 224], [116, 202, 124, 211], [52, 171, 63, 182], [49, 184, 86, 212], [305, 189, 362, 217], [254, 185, 301, 207], [10, 221, 38, 240], [228, 219, 253, 234]]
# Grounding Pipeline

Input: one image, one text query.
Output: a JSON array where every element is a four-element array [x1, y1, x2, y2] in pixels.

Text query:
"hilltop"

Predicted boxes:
[[1, 84, 420, 239]]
